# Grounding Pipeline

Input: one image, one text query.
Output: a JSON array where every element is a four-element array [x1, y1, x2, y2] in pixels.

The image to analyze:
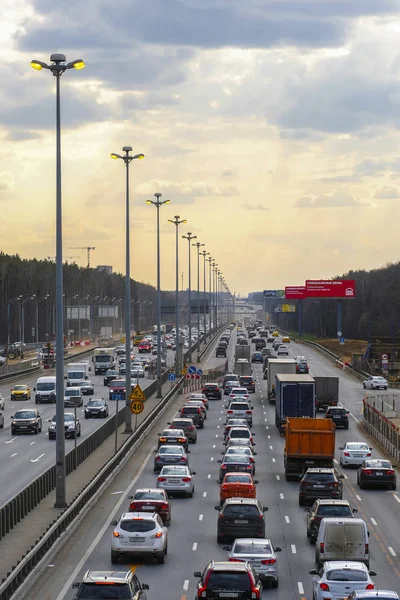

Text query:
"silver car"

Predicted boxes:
[[131, 363, 145, 377], [80, 380, 94, 395], [224, 538, 281, 587], [188, 393, 209, 410], [154, 445, 189, 473], [63, 387, 83, 407], [339, 442, 372, 467], [110, 512, 168, 564], [309, 561, 376, 600], [226, 401, 253, 426], [156, 465, 196, 497]]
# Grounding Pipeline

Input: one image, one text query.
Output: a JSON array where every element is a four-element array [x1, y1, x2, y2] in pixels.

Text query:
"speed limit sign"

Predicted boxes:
[[130, 400, 144, 414]]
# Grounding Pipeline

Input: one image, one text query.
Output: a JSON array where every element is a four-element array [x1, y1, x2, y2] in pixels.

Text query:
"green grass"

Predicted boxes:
[[287, 331, 320, 342]]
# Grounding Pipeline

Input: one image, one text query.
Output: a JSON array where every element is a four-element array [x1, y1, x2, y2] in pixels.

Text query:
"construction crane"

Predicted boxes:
[[69, 246, 96, 268], [47, 256, 79, 261]]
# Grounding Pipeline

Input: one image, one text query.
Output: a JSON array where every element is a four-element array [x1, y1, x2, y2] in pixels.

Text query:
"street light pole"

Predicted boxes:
[[207, 257, 213, 339], [21, 295, 36, 345], [8, 296, 22, 347], [200, 250, 209, 345], [111, 146, 144, 433], [193, 242, 205, 352], [36, 295, 49, 345], [146, 193, 170, 398], [168, 216, 187, 379], [182, 232, 197, 362]]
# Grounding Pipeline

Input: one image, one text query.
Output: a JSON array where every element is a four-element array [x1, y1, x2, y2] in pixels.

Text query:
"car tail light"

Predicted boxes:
[[221, 464, 227, 469], [365, 543, 369, 554], [261, 558, 276, 564], [320, 542, 325, 554], [363, 469, 373, 475], [182, 477, 191, 482], [227, 410, 233, 414], [229, 558, 245, 562], [188, 426, 195, 430], [161, 503, 169, 510], [155, 455, 161, 461], [343, 452, 350, 456], [247, 465, 253, 470], [329, 482, 338, 487], [246, 411, 252, 414], [158, 477, 166, 482], [387, 470, 395, 475], [113, 530, 121, 538], [366, 584, 374, 590], [366, 453, 372, 457], [251, 586, 260, 599], [319, 583, 329, 591], [198, 586, 207, 598], [221, 484, 228, 490], [151, 531, 163, 539], [248, 486, 254, 492], [179, 457, 187, 461]]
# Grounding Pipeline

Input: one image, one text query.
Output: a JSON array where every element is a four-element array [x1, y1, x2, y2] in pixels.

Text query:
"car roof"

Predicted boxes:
[[134, 488, 165, 494], [162, 428, 185, 434], [306, 468, 335, 473], [224, 498, 259, 505], [82, 571, 133, 584], [208, 561, 250, 572], [350, 592, 399, 599], [324, 561, 369, 571], [315, 499, 350, 505], [233, 538, 272, 545]]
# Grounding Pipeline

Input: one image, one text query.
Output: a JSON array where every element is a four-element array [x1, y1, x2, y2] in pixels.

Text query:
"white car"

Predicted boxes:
[[363, 376, 388, 390], [110, 512, 168, 564], [309, 561, 376, 600], [156, 465, 196, 497], [0, 395, 5, 410], [277, 345, 289, 356], [225, 427, 255, 447], [229, 387, 250, 401], [339, 442, 372, 467], [63, 386, 83, 407]]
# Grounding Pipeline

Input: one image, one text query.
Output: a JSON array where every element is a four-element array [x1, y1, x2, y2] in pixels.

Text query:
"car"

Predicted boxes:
[[216, 498, 268, 543], [325, 405, 349, 428], [339, 442, 372, 467], [194, 560, 263, 600], [224, 538, 282, 588], [103, 369, 119, 386], [296, 356, 309, 374], [188, 392, 209, 409], [218, 340, 229, 348], [363, 376, 388, 390], [138, 341, 151, 353], [226, 437, 254, 450], [64, 386, 83, 407], [226, 401, 253, 426], [153, 445, 189, 473], [348, 591, 399, 600], [223, 374, 240, 389], [131, 365, 145, 378], [167, 417, 197, 443], [202, 383, 222, 400], [216, 346, 227, 357], [10, 384, 31, 401], [238, 338, 248, 345], [110, 511, 168, 564], [79, 380, 94, 395], [239, 376, 256, 392], [309, 561, 377, 600], [72, 570, 149, 600], [229, 387, 250, 401], [84, 398, 109, 418], [299, 468, 344, 505], [220, 472, 258, 505], [180, 405, 204, 428], [108, 379, 127, 400], [218, 454, 255, 481], [48, 412, 81, 439], [224, 418, 250, 437], [186, 400, 207, 419], [254, 339, 266, 351], [156, 465, 196, 497], [305, 499, 357, 544], [0, 395, 4, 411], [225, 426, 255, 447], [11, 408, 41, 434], [222, 446, 257, 473], [357, 458, 397, 490], [267, 336, 275, 342], [224, 380, 240, 395], [277, 344, 289, 356], [282, 336, 290, 343], [128, 488, 171, 525], [157, 429, 188, 451]]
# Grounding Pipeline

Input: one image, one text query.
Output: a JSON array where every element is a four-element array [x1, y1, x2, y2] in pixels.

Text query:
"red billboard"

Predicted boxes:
[[305, 279, 356, 299], [285, 286, 306, 300]]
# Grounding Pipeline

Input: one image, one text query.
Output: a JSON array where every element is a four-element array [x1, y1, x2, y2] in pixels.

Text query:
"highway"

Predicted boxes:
[[22, 331, 400, 599]]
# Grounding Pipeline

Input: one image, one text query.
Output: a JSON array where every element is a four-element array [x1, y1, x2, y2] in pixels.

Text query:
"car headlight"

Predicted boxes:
[[12, 421, 16, 425], [49, 424, 56, 430], [68, 423, 75, 429]]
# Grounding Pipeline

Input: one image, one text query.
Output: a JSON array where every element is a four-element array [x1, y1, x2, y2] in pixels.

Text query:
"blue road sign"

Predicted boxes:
[[197, 368, 203, 376], [168, 373, 176, 382], [111, 393, 124, 401], [188, 365, 196, 374], [339, 337, 345, 344]]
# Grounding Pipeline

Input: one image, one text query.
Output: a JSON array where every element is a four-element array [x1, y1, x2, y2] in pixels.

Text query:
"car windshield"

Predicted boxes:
[[231, 389, 247, 395], [161, 466, 188, 475], [159, 446, 184, 455], [13, 385, 27, 391], [162, 430, 183, 436], [226, 448, 250, 456], [224, 456, 249, 464], [230, 429, 250, 438], [106, 371, 118, 375], [240, 377, 253, 383], [223, 505, 259, 517], [326, 569, 367, 582], [133, 491, 164, 500], [119, 519, 155, 533], [347, 443, 369, 450], [77, 583, 132, 599], [65, 390, 79, 396], [206, 573, 251, 591], [330, 409, 346, 415], [95, 355, 111, 362], [225, 475, 251, 483], [51, 414, 75, 423], [234, 541, 272, 554], [317, 505, 352, 516], [36, 382, 55, 391], [305, 473, 333, 481], [15, 411, 36, 419], [110, 380, 126, 387], [230, 403, 250, 411], [88, 400, 104, 407], [365, 460, 392, 469]]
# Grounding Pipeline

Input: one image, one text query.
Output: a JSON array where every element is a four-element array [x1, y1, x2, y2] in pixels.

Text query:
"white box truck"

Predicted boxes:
[[33, 376, 57, 404], [93, 348, 117, 375], [267, 358, 297, 404], [65, 362, 91, 387]]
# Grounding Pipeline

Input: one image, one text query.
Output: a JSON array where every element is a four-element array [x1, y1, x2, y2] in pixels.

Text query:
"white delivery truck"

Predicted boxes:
[[93, 348, 117, 375], [65, 362, 91, 387], [33, 376, 57, 404], [267, 358, 297, 404]]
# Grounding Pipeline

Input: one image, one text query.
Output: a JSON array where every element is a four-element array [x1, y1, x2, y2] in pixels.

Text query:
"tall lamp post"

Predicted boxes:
[[21, 294, 36, 344], [36, 295, 50, 345], [193, 242, 205, 351], [207, 257, 213, 339], [8, 295, 22, 347], [168, 216, 187, 379], [200, 250, 209, 345], [31, 52, 85, 509], [111, 146, 144, 433], [182, 232, 197, 362], [146, 193, 170, 398]]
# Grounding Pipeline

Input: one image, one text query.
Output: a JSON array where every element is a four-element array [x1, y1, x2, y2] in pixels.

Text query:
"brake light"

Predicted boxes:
[[387, 470, 395, 475], [248, 486, 254, 492], [113, 530, 121, 537], [320, 542, 325, 553], [365, 543, 369, 554], [246, 411, 252, 414], [159, 437, 167, 442], [229, 558, 245, 562], [155, 456, 161, 461], [363, 469, 373, 475], [343, 452, 350, 456], [221, 465, 227, 469], [182, 477, 191, 482], [329, 482, 338, 487], [261, 558, 276, 564], [366, 584, 374, 590], [188, 426, 195, 430], [158, 477, 166, 482], [250, 586, 260, 599], [227, 410, 233, 414], [161, 503, 169, 510], [319, 583, 329, 591], [179, 457, 187, 461], [366, 453, 372, 457], [151, 531, 163, 538], [178, 438, 186, 442], [221, 485, 228, 490]]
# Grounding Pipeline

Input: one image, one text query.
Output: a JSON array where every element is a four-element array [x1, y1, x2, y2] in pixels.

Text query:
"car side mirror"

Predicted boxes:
[[128, 495, 133, 499], [254, 480, 259, 484], [368, 531, 370, 537], [309, 569, 317, 575], [84, 405, 87, 408], [191, 471, 196, 475], [338, 446, 343, 450], [194, 572, 202, 578], [369, 447, 373, 450], [369, 571, 377, 577], [187, 450, 191, 454], [10, 415, 14, 419], [72, 582, 80, 588], [64, 376, 67, 379], [157, 433, 161, 436], [141, 584, 150, 590], [85, 376, 88, 380], [110, 520, 118, 526], [217, 460, 222, 463], [262, 506, 268, 512], [252, 443, 256, 446], [352, 508, 358, 513], [252, 433, 256, 436], [274, 546, 282, 552], [339, 474, 345, 479], [167, 422, 171, 425]]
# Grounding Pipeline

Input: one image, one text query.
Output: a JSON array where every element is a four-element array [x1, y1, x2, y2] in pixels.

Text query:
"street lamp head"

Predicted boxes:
[[67, 59, 85, 70], [31, 59, 49, 71], [123, 146, 133, 152], [164, 199, 171, 204], [133, 153, 145, 160], [111, 153, 121, 160], [146, 200, 154, 205]]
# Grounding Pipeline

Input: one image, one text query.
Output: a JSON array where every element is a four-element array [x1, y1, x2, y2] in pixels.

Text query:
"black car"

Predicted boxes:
[[194, 561, 262, 600], [299, 468, 344, 505], [103, 369, 119, 386], [72, 570, 149, 600], [357, 458, 397, 490], [216, 499, 268, 543], [239, 376, 256, 393], [218, 455, 254, 482], [255, 339, 266, 350], [325, 405, 349, 429], [180, 405, 204, 428], [305, 499, 356, 543], [216, 346, 227, 358], [251, 352, 263, 363], [84, 398, 109, 418], [202, 383, 222, 400], [11, 409, 42, 435]]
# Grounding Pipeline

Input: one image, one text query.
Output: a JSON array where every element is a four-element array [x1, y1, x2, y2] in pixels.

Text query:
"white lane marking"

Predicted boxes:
[[207, 474, 211, 479], [203, 492, 207, 498], [291, 544, 296, 554], [269, 445, 273, 450], [388, 546, 397, 557], [199, 514, 203, 521], [219, 417, 222, 421], [266, 426, 269, 430], [263, 411, 266, 414], [393, 493, 400, 504], [5, 438, 16, 444], [215, 434, 218, 438], [355, 494, 362, 501], [10, 452, 17, 457], [350, 412, 360, 423], [210, 457, 214, 462], [276, 475, 280, 480], [342, 473, 348, 479], [267, 435, 271, 439], [272, 458, 276, 463], [29, 441, 36, 446], [30, 453, 45, 463], [333, 458, 338, 464], [285, 516, 290, 523], [370, 518, 377, 526], [298, 582, 304, 595], [213, 444, 216, 448], [280, 493, 284, 500], [264, 418, 268, 422], [183, 580, 189, 591], [111, 491, 124, 495], [192, 542, 198, 551]]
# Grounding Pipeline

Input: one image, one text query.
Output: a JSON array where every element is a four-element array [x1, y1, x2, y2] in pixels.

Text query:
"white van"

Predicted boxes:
[[65, 362, 91, 387], [33, 376, 57, 404], [315, 518, 370, 569]]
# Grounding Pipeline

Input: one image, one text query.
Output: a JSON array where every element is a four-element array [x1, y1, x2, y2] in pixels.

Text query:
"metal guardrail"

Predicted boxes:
[[0, 372, 183, 600], [363, 396, 400, 462]]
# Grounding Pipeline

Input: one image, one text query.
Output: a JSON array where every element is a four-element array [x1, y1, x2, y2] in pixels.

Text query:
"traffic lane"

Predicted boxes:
[[203, 330, 237, 371]]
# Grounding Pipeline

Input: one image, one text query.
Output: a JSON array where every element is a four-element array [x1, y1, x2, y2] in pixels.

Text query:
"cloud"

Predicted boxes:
[[295, 189, 367, 208], [353, 157, 400, 176], [0, 173, 14, 192], [136, 179, 240, 203], [242, 203, 269, 211], [374, 186, 400, 200]]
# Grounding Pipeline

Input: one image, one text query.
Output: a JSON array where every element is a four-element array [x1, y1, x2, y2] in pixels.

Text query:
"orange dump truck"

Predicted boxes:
[[284, 417, 336, 481]]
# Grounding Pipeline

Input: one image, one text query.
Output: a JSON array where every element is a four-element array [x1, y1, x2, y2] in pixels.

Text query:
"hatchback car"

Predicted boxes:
[[180, 405, 204, 428], [224, 380, 240, 395], [111, 512, 168, 564], [305, 499, 357, 544], [157, 429, 188, 451], [216, 498, 268, 543], [218, 454, 255, 481], [48, 413, 81, 439], [277, 345, 289, 356], [186, 400, 207, 419], [202, 383, 222, 400], [339, 442, 372, 467], [11, 408, 42, 435], [251, 352, 264, 363], [363, 376, 388, 390], [309, 561, 377, 600], [156, 465, 196, 497], [239, 376, 256, 392], [128, 488, 171, 525], [154, 445, 189, 472], [10, 384, 31, 401], [167, 418, 197, 443], [72, 570, 149, 600], [220, 473, 258, 505], [299, 468, 344, 505], [84, 398, 109, 418], [194, 561, 262, 600], [226, 401, 253, 426], [357, 458, 396, 490], [224, 538, 281, 587], [325, 406, 349, 429]]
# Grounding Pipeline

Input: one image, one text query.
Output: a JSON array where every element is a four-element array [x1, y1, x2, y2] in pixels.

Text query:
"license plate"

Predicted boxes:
[[353, 454, 363, 457], [129, 537, 145, 542], [144, 505, 155, 509], [167, 438, 176, 443], [169, 479, 180, 484], [218, 594, 238, 598], [234, 519, 248, 524], [375, 472, 383, 476], [19, 426, 28, 429], [251, 561, 261, 567], [313, 485, 324, 488]]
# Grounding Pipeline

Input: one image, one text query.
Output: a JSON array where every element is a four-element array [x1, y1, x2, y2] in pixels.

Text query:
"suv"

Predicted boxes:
[[202, 383, 222, 400], [194, 561, 262, 600], [84, 398, 109, 418], [239, 376, 256, 393], [216, 498, 268, 543], [325, 405, 349, 429], [168, 417, 197, 443], [11, 408, 42, 435], [72, 570, 149, 599], [226, 401, 253, 426], [180, 405, 204, 428], [223, 374, 240, 389], [216, 346, 227, 357], [305, 499, 356, 543], [299, 468, 344, 505]]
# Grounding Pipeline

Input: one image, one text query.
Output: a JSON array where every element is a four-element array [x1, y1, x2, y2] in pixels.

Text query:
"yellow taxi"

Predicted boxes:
[[282, 336, 291, 343], [10, 384, 31, 401], [272, 331, 279, 337]]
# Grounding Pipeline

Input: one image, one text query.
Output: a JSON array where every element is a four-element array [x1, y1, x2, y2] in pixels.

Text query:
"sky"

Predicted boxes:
[[1, 0, 400, 295]]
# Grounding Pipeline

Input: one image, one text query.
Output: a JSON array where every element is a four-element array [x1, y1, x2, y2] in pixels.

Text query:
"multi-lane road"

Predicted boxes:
[[22, 332, 400, 599]]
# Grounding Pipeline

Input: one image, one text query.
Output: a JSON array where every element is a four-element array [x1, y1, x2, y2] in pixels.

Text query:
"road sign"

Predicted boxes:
[[196, 374, 200, 379], [191, 374, 196, 379], [130, 399, 144, 414], [129, 384, 146, 401], [382, 354, 388, 360], [188, 365, 196, 374], [337, 331, 342, 337], [196, 368, 203, 376], [186, 374, 191, 379], [181, 367, 187, 375], [339, 336, 345, 345], [168, 373, 176, 382], [111, 393, 124, 401]]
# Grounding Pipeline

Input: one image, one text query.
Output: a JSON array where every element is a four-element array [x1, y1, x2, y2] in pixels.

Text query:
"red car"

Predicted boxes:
[[220, 473, 258, 506], [138, 341, 151, 353], [127, 488, 171, 525]]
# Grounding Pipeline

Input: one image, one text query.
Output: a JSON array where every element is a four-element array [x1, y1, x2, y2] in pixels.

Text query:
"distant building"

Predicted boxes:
[[97, 265, 113, 275]]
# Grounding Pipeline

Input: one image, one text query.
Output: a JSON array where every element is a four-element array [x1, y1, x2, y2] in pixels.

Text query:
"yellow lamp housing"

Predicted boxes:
[[68, 59, 85, 70], [110, 153, 121, 160], [31, 60, 48, 70]]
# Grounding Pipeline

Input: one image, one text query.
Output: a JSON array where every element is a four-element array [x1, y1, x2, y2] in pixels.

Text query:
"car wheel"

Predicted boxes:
[[84, 415, 88, 419], [298, 496, 304, 506], [199, 423, 204, 429], [344, 423, 349, 429], [78, 428, 81, 437], [271, 579, 279, 589], [11, 429, 16, 435], [111, 551, 119, 564], [34, 426, 39, 435], [217, 534, 224, 544], [392, 483, 397, 491], [157, 550, 165, 564], [35, 398, 39, 404], [0, 421, 3, 429], [384, 386, 388, 390]]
